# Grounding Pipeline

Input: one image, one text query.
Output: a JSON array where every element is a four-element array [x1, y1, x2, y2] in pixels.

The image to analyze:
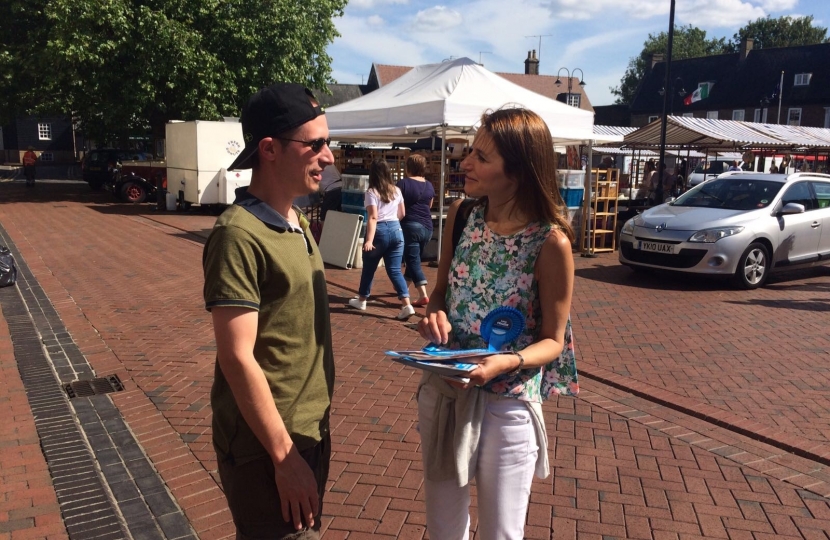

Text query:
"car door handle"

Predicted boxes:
[[812, 221, 821, 228]]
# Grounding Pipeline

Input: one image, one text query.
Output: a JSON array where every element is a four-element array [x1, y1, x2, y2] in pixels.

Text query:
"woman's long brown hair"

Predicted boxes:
[[479, 108, 574, 242], [368, 158, 397, 203]]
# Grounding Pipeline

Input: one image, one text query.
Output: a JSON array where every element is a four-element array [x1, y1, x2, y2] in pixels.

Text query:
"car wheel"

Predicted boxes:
[[120, 181, 147, 203], [733, 242, 769, 289]]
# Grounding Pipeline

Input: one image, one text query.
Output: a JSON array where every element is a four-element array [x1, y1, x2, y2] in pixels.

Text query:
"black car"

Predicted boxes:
[[82, 149, 158, 203], [82, 149, 131, 189]]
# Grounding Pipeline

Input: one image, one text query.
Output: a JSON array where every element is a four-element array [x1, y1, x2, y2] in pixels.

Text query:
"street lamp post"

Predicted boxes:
[[658, 77, 686, 115], [555, 68, 586, 108], [656, 0, 677, 205]]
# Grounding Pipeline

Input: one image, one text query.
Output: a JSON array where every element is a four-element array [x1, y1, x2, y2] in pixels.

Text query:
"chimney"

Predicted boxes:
[[648, 53, 664, 69], [524, 50, 539, 75], [740, 37, 754, 61]]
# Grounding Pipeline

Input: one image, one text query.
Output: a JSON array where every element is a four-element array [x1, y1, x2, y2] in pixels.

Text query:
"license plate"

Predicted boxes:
[[637, 241, 678, 254]]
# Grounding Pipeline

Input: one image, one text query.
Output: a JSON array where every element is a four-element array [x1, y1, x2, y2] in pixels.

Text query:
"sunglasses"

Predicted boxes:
[[274, 136, 331, 153]]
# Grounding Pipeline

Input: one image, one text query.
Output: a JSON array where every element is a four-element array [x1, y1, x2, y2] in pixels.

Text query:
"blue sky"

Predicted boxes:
[[327, 0, 828, 106]]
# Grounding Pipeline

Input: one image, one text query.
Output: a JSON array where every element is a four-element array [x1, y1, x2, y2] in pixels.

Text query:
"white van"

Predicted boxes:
[[687, 159, 742, 187]]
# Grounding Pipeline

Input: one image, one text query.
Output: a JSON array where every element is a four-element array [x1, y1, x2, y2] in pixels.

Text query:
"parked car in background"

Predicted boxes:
[[619, 171, 830, 289], [82, 149, 164, 203], [687, 159, 742, 187], [82, 149, 132, 190]]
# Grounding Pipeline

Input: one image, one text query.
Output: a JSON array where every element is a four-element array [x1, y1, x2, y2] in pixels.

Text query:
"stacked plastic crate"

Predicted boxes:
[[341, 173, 370, 231], [557, 170, 585, 243]]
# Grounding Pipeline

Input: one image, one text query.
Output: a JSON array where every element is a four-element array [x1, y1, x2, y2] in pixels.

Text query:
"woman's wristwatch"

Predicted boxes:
[[507, 352, 525, 376]]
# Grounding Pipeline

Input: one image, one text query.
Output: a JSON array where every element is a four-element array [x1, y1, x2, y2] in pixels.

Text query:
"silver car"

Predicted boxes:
[[619, 171, 830, 289]]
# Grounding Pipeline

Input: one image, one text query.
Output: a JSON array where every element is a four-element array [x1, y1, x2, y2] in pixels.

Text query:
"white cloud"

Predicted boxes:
[[760, 0, 798, 10], [333, 14, 428, 67], [413, 6, 463, 31], [348, 0, 408, 8], [367, 15, 385, 26], [547, 0, 778, 26]]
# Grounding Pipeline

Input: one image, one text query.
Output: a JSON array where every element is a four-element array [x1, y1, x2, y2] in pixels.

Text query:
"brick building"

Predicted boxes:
[[630, 40, 830, 129]]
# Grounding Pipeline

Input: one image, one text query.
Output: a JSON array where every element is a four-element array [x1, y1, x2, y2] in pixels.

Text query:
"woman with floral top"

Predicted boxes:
[[417, 108, 576, 540]]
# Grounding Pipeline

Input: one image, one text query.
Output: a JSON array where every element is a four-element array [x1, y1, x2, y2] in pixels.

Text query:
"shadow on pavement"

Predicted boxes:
[[575, 263, 733, 291], [724, 297, 830, 311]]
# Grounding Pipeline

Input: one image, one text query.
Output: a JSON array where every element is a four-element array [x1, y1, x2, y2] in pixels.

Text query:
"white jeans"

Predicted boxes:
[[418, 389, 539, 540]]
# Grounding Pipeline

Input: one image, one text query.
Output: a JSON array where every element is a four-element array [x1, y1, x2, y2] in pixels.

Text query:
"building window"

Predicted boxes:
[[39, 152, 54, 162], [732, 110, 745, 121], [794, 73, 812, 86], [762, 108, 768, 123], [788, 108, 802, 126], [38, 123, 52, 140], [707, 111, 719, 119], [648, 116, 658, 123], [567, 94, 581, 108], [824, 108, 830, 129], [753, 109, 761, 123], [682, 112, 694, 117]]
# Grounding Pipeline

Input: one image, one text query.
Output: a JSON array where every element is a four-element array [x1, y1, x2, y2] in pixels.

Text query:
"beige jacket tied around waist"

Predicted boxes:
[[418, 372, 550, 488]]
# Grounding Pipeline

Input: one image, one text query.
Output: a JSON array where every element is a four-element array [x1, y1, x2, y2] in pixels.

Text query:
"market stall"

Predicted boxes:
[[325, 57, 622, 255]]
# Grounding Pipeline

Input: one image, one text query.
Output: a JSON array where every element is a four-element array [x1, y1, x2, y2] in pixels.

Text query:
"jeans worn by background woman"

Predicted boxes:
[[358, 221, 409, 299], [401, 220, 432, 287]]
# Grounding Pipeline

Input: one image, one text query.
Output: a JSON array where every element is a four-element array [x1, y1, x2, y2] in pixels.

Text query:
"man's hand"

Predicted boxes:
[[363, 241, 375, 251], [273, 447, 319, 530], [418, 311, 452, 345]]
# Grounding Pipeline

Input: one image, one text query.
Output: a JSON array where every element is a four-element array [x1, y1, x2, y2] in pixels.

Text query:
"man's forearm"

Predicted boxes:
[[219, 353, 294, 462]]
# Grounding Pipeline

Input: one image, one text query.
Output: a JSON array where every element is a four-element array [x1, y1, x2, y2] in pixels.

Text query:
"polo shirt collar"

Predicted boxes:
[[234, 187, 306, 232]]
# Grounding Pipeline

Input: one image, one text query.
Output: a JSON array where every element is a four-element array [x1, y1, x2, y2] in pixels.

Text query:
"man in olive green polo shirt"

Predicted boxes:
[[203, 83, 335, 539]]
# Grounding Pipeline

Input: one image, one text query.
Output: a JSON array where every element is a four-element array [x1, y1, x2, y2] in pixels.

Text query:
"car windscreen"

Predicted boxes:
[[672, 178, 783, 210], [87, 151, 106, 164]]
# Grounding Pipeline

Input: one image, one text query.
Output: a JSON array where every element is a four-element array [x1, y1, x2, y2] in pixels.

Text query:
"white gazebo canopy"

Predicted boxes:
[[326, 57, 618, 145], [326, 57, 621, 255]]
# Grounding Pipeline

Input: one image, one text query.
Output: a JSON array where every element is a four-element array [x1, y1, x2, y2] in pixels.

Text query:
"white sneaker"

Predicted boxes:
[[348, 298, 367, 311], [397, 304, 416, 320]]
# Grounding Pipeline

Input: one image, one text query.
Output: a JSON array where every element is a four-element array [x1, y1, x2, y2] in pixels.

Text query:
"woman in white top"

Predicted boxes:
[[348, 159, 416, 319]]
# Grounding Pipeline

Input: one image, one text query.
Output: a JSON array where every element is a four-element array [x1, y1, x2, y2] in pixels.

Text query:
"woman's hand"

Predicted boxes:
[[443, 353, 518, 390], [459, 353, 517, 388], [363, 241, 375, 251], [417, 311, 452, 345]]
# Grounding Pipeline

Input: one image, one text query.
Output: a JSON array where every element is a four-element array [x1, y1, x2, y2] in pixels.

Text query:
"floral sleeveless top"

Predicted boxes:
[[447, 204, 578, 402]]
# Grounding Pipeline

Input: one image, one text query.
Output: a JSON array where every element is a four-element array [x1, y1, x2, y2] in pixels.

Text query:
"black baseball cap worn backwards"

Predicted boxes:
[[228, 83, 325, 171]]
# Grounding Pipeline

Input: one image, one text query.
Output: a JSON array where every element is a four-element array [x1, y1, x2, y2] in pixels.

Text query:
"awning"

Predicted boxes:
[[623, 116, 789, 149]]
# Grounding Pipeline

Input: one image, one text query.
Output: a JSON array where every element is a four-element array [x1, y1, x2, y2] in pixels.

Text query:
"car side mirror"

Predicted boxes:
[[780, 202, 806, 215]]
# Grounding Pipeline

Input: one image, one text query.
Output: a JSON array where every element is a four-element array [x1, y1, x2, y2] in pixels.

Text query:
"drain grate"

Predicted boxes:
[[64, 375, 124, 399]]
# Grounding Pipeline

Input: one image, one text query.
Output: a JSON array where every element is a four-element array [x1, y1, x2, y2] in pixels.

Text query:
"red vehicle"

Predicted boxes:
[[82, 149, 166, 203]]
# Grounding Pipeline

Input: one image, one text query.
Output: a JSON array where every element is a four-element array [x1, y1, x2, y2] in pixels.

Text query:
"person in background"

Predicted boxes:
[[397, 154, 435, 307], [318, 164, 343, 224], [636, 160, 656, 200], [600, 155, 615, 169], [769, 162, 779, 174], [347, 159, 415, 320], [203, 83, 335, 539], [22, 147, 37, 187], [728, 160, 741, 172], [417, 108, 575, 540]]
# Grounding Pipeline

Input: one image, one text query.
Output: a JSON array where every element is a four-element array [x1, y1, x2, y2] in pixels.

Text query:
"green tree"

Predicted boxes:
[[0, 0, 52, 125], [727, 15, 828, 51], [1, 0, 346, 144], [612, 25, 728, 105]]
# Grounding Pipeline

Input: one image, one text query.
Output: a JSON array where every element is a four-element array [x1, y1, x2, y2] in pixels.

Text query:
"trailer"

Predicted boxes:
[[165, 120, 251, 207]]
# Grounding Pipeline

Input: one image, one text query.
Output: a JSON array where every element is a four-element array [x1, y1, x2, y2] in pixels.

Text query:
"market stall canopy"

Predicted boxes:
[[326, 57, 620, 145], [749, 124, 830, 150], [623, 116, 788, 150]]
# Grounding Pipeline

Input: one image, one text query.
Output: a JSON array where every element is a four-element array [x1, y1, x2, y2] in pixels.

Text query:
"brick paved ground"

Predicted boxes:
[[1, 181, 830, 539]]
